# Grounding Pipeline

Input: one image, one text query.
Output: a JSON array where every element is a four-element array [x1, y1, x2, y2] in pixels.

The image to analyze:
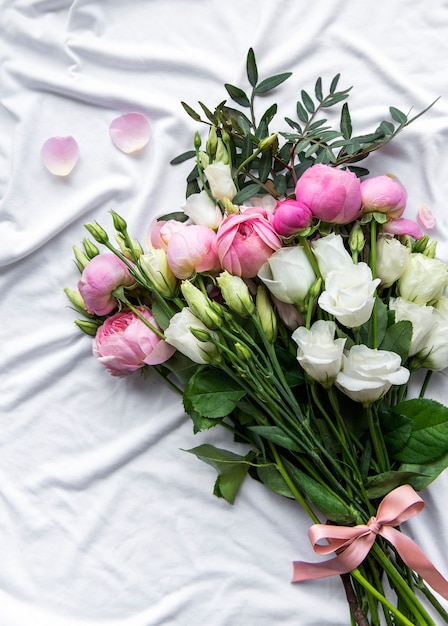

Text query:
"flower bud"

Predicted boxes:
[[82, 238, 100, 259], [222, 198, 239, 215], [110, 210, 127, 233], [217, 271, 255, 317], [412, 234, 430, 254], [215, 138, 229, 165], [64, 287, 87, 312], [256, 286, 277, 343], [349, 222, 365, 256], [360, 174, 407, 219], [115, 233, 143, 260], [206, 126, 218, 157], [423, 240, 437, 259], [84, 222, 109, 244], [198, 151, 210, 169], [181, 280, 221, 329], [138, 248, 178, 297], [74, 319, 100, 336], [73, 245, 90, 272], [234, 342, 251, 362], [194, 131, 202, 150], [258, 133, 278, 151]]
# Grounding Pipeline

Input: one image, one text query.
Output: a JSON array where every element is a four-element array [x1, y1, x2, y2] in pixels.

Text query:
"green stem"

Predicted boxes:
[[370, 219, 378, 348], [419, 370, 433, 398], [366, 404, 390, 473]]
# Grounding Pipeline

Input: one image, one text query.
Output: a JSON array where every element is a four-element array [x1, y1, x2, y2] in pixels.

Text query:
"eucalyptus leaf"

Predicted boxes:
[[389, 106, 407, 124], [246, 47, 258, 87], [301, 89, 315, 113], [255, 72, 292, 94], [233, 183, 263, 204], [224, 83, 250, 107], [315, 76, 323, 102], [181, 101, 201, 121], [330, 73, 340, 94], [170, 150, 196, 165], [340, 103, 352, 140], [296, 101, 309, 123]]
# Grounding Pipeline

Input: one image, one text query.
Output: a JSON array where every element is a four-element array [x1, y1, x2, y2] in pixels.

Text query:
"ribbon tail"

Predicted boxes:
[[382, 527, 448, 601], [292, 536, 373, 583]]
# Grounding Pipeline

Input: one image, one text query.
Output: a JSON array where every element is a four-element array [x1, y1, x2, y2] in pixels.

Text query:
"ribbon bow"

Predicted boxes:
[[292, 484, 448, 600]]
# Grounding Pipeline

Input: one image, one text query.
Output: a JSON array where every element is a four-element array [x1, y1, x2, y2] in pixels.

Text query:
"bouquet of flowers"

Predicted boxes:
[[65, 49, 448, 625]]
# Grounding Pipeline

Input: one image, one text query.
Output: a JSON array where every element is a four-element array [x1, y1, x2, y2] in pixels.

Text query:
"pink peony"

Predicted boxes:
[[166, 224, 220, 279], [93, 307, 175, 376], [273, 199, 313, 237], [294, 164, 362, 224], [360, 175, 407, 219], [78, 253, 135, 316], [216, 207, 282, 278], [148, 218, 186, 250]]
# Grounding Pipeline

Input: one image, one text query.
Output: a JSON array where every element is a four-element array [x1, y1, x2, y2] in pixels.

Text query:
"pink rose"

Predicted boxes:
[[360, 175, 407, 219], [148, 218, 186, 250], [166, 224, 220, 279], [294, 164, 362, 224], [384, 217, 423, 240], [216, 207, 282, 278], [273, 199, 313, 237], [78, 253, 135, 316], [93, 306, 175, 376]]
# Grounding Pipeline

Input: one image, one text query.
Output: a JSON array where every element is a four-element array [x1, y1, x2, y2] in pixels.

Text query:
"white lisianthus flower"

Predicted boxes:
[[292, 320, 346, 387], [258, 246, 316, 309], [183, 190, 223, 229], [204, 161, 237, 200], [164, 308, 218, 364], [414, 307, 448, 371], [138, 248, 178, 298], [311, 233, 353, 280], [397, 253, 448, 305], [336, 345, 410, 405], [376, 236, 410, 288], [318, 263, 380, 328], [389, 297, 434, 356]]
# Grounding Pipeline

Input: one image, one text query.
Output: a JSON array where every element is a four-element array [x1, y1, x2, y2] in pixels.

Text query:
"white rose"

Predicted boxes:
[[258, 246, 316, 309], [183, 190, 223, 229], [318, 263, 380, 328], [336, 345, 410, 404], [292, 320, 346, 386], [397, 253, 448, 305], [311, 233, 353, 280], [164, 308, 218, 364], [204, 161, 237, 200], [376, 236, 410, 288], [389, 297, 434, 356], [414, 307, 448, 371]]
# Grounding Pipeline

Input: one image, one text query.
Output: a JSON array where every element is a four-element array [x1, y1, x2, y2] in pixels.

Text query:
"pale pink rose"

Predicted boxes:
[[294, 164, 362, 224], [417, 204, 436, 230], [384, 217, 423, 240], [148, 218, 186, 250], [360, 175, 407, 219], [167, 224, 220, 279], [273, 199, 313, 237], [216, 207, 282, 278], [93, 307, 175, 376], [78, 253, 135, 316]]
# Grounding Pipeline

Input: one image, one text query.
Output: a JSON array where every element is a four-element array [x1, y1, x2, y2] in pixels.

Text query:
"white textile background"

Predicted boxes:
[[1, 1, 448, 625]]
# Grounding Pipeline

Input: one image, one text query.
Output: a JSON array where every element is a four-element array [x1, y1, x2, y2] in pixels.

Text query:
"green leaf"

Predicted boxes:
[[181, 101, 201, 121], [257, 464, 294, 498], [380, 407, 413, 458], [255, 72, 292, 94], [248, 425, 303, 453], [232, 183, 263, 204], [315, 77, 323, 102], [340, 103, 352, 140], [259, 103, 278, 128], [358, 297, 388, 348], [189, 409, 222, 434], [301, 89, 315, 113], [183, 369, 246, 419], [156, 210, 189, 223], [246, 47, 258, 87], [379, 319, 412, 363], [224, 83, 250, 107], [330, 73, 340, 94], [399, 451, 448, 491], [198, 101, 218, 124], [258, 149, 272, 183], [389, 106, 408, 125], [296, 101, 309, 123], [162, 351, 199, 385], [389, 399, 448, 464], [151, 299, 173, 332], [185, 444, 255, 504], [322, 93, 349, 108], [170, 150, 196, 165], [365, 470, 425, 499], [283, 458, 358, 524]]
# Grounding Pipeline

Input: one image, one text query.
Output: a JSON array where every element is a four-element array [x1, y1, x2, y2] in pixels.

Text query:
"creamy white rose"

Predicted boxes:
[[336, 345, 410, 404], [397, 253, 448, 305], [389, 297, 434, 356], [318, 263, 380, 328], [414, 307, 448, 371], [376, 236, 410, 288], [258, 246, 316, 310], [311, 233, 353, 279], [183, 190, 223, 229], [292, 320, 346, 386], [164, 307, 218, 364], [204, 161, 237, 200]]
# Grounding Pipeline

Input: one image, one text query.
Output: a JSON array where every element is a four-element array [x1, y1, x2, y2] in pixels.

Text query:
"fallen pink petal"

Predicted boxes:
[[109, 112, 150, 153], [417, 204, 436, 230], [41, 136, 79, 176]]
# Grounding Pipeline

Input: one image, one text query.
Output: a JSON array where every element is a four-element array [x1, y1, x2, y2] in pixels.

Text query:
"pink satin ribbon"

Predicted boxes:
[[292, 484, 448, 600]]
